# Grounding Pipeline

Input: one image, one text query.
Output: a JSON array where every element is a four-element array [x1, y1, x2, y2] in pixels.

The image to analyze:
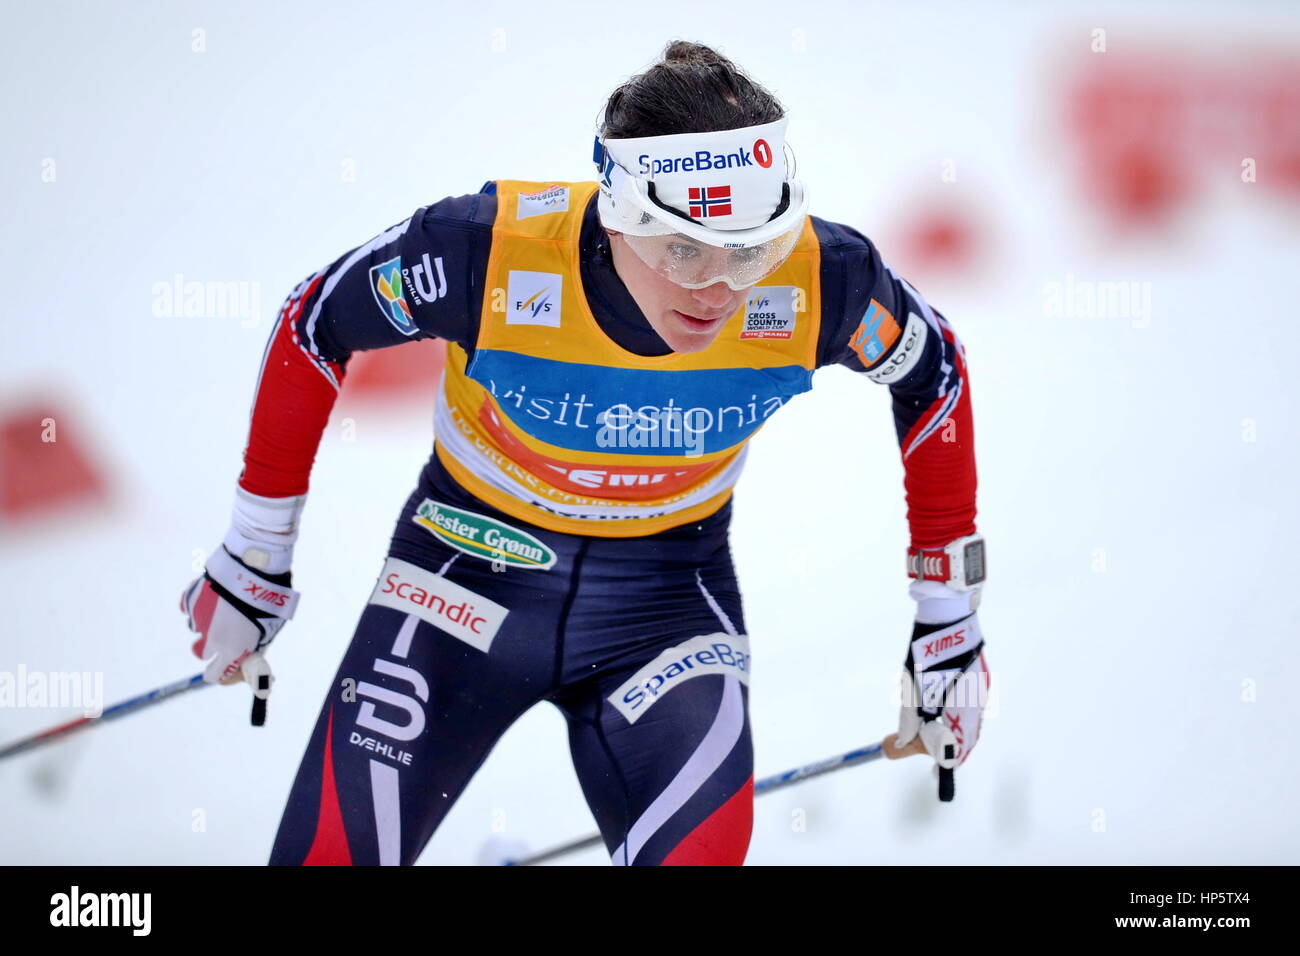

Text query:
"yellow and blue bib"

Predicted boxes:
[[434, 180, 822, 537]]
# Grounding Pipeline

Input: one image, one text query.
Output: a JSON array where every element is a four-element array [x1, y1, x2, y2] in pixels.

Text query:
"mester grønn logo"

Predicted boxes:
[[49, 886, 150, 936], [413, 499, 557, 569]]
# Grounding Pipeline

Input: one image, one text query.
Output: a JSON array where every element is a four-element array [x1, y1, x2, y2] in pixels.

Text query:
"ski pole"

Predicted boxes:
[[500, 732, 927, 865], [0, 673, 208, 762]]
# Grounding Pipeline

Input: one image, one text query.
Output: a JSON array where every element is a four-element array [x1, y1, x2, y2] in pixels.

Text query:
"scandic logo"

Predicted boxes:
[[368, 556, 508, 652], [381, 573, 491, 634], [413, 499, 557, 569]]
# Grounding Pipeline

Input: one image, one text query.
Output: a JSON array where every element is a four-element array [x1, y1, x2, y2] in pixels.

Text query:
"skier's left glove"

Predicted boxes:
[[893, 582, 990, 799], [179, 545, 299, 687]]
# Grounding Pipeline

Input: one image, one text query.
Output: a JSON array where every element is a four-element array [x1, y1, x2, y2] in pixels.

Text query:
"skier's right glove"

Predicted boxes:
[[180, 544, 299, 686]]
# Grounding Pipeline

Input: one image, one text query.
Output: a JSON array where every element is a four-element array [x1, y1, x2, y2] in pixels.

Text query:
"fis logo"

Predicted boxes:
[[506, 270, 562, 328], [369, 257, 416, 335]]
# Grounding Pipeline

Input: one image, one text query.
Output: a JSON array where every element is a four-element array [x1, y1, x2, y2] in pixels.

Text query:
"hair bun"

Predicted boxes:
[[663, 40, 721, 65]]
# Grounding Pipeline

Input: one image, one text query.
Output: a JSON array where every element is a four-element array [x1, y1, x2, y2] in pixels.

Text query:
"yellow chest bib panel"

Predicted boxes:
[[434, 179, 822, 536]]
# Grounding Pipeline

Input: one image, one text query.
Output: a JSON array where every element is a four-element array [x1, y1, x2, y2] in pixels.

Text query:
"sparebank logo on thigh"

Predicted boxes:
[[740, 286, 798, 339], [507, 270, 561, 327], [610, 633, 751, 724], [413, 498, 557, 569], [369, 556, 508, 652]]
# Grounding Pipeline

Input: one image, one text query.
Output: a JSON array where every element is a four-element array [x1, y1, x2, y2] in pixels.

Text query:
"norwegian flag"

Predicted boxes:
[[688, 185, 732, 218]]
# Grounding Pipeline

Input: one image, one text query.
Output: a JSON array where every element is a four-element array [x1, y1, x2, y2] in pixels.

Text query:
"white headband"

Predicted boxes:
[[594, 118, 800, 243]]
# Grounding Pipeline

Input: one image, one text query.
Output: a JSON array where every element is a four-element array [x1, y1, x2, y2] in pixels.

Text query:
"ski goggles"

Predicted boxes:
[[594, 118, 809, 291]]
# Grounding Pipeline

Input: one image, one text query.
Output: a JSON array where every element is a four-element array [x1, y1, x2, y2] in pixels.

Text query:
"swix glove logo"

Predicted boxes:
[[243, 581, 290, 607], [910, 616, 982, 670], [369, 256, 417, 335], [609, 633, 751, 724], [924, 629, 966, 659], [506, 270, 562, 328]]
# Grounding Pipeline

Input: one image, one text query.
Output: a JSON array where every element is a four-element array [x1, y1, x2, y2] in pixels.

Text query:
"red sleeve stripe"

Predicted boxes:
[[238, 273, 344, 498], [898, 315, 977, 550]]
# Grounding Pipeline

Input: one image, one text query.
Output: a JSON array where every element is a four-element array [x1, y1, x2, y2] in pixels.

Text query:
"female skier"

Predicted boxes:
[[181, 40, 989, 866]]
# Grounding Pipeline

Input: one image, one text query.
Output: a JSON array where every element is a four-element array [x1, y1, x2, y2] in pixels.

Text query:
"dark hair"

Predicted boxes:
[[600, 41, 784, 138]]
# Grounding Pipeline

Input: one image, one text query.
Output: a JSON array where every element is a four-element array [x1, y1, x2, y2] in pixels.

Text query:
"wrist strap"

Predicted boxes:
[[223, 486, 306, 575]]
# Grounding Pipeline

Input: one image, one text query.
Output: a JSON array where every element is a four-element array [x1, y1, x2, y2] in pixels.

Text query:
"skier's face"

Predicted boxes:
[[606, 230, 752, 354]]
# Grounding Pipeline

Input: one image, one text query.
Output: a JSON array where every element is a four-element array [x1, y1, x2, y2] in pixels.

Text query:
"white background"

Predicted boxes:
[[1, 0, 1297, 865]]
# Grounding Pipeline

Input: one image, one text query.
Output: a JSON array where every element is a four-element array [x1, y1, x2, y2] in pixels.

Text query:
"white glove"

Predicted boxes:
[[895, 582, 990, 798], [180, 545, 299, 685]]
